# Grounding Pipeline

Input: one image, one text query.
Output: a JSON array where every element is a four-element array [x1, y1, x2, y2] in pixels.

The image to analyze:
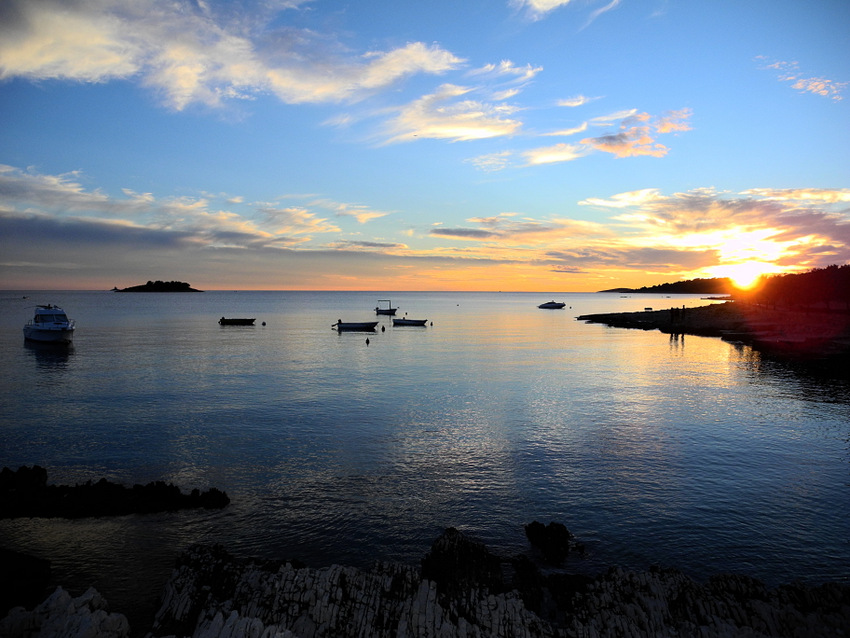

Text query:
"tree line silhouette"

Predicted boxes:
[[740, 264, 850, 311]]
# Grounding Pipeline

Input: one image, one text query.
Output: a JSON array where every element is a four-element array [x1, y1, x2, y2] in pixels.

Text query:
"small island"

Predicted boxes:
[[113, 280, 202, 292]]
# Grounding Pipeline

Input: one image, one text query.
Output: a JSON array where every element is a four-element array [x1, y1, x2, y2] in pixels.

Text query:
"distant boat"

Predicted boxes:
[[392, 318, 428, 326], [333, 320, 379, 332], [219, 317, 255, 326], [23, 304, 75, 344], [538, 301, 566, 309], [375, 300, 397, 315]]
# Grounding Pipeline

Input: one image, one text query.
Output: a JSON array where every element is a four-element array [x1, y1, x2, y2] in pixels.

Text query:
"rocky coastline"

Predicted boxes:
[[3, 526, 849, 637], [577, 301, 850, 361]]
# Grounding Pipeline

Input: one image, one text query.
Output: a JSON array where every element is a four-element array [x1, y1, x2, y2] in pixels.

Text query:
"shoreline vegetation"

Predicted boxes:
[[113, 280, 202, 292], [0, 466, 229, 520], [582, 265, 850, 361]]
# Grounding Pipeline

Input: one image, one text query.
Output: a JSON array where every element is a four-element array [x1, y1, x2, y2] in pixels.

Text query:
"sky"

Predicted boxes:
[[1, 0, 849, 291]]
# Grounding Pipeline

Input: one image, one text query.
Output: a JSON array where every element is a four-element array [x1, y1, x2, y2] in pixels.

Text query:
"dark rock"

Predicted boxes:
[[0, 466, 229, 519], [524, 521, 572, 565], [420, 526, 504, 596], [0, 549, 51, 618]]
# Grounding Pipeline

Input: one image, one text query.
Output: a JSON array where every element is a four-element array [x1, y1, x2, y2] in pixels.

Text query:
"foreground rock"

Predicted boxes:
[[147, 528, 850, 638], [0, 586, 129, 638], [578, 302, 850, 360], [0, 466, 229, 519]]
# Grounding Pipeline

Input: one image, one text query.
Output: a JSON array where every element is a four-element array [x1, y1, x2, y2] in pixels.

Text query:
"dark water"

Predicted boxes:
[[1, 290, 848, 629]]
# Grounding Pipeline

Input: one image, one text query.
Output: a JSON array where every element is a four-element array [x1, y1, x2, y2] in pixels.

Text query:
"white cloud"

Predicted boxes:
[[0, 0, 464, 110], [522, 142, 590, 165], [382, 84, 523, 143]]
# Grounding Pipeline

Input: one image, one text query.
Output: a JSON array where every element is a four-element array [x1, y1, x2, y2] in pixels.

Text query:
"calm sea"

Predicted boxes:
[[1, 290, 848, 628]]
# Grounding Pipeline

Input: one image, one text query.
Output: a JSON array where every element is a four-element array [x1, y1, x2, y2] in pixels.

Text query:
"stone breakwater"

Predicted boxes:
[[577, 302, 850, 360], [4, 528, 850, 637]]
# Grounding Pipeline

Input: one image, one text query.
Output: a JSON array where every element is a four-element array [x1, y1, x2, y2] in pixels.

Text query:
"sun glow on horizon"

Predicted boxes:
[[709, 261, 777, 290]]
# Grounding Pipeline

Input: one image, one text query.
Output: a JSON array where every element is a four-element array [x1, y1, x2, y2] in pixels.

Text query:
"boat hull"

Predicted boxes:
[[392, 319, 428, 326], [23, 326, 75, 344], [538, 302, 566, 309], [334, 322, 379, 331], [219, 318, 256, 325]]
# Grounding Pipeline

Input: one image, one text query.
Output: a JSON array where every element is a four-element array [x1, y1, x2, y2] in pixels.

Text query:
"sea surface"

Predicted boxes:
[[1, 290, 849, 629]]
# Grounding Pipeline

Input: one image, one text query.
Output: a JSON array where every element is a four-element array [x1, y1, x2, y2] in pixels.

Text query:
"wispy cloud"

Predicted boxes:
[[381, 84, 523, 143], [522, 142, 590, 165], [757, 57, 847, 101], [0, 0, 463, 110], [558, 95, 598, 108], [581, 0, 620, 29], [581, 109, 692, 158]]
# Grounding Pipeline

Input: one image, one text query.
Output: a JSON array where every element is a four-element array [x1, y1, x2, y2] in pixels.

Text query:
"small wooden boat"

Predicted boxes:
[[23, 304, 75, 343], [538, 301, 566, 309], [333, 320, 379, 331], [219, 317, 255, 325], [375, 299, 397, 315], [392, 318, 428, 326]]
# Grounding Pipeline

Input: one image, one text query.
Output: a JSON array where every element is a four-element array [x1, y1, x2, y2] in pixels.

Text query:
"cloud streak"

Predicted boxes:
[[0, 0, 463, 110]]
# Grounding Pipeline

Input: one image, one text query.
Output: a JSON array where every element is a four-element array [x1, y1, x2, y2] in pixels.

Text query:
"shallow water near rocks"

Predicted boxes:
[[1, 290, 848, 630]]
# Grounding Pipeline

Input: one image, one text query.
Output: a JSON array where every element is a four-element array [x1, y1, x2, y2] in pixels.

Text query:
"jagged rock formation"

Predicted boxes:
[[0, 586, 129, 638], [146, 528, 850, 638]]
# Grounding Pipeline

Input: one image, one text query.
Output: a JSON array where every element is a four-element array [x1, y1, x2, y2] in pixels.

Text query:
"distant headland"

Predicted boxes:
[[600, 277, 733, 294], [113, 280, 202, 292]]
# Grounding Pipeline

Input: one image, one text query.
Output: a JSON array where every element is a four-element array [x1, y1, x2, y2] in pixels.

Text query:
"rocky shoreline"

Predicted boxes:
[[577, 302, 850, 361], [3, 527, 849, 637]]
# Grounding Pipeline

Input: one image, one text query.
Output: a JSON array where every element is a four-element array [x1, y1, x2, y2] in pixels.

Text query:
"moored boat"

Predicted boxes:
[[538, 301, 566, 309], [375, 300, 397, 315], [333, 320, 379, 331], [23, 305, 75, 343], [219, 317, 255, 325], [392, 318, 428, 326]]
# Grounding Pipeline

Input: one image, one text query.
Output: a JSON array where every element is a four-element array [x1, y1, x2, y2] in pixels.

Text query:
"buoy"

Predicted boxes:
[[381, 325, 385, 332], [261, 321, 266, 326], [365, 338, 370, 346]]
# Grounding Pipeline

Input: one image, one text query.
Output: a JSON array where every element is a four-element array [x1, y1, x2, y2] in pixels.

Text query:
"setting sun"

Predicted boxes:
[[715, 261, 773, 290]]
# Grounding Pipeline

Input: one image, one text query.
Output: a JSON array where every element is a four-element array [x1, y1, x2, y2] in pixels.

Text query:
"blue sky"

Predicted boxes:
[[1, 0, 848, 291]]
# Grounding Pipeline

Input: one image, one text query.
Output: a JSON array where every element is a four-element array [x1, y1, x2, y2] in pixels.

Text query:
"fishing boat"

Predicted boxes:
[[538, 301, 566, 309], [219, 317, 255, 325], [375, 300, 397, 315], [392, 318, 428, 326], [333, 320, 379, 331], [23, 304, 75, 343]]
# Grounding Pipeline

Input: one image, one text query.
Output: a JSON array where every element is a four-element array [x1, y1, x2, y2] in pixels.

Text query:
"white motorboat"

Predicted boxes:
[[23, 304, 75, 343]]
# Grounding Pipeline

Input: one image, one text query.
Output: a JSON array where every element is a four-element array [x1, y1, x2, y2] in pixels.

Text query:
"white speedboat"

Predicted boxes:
[[23, 305, 75, 343]]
